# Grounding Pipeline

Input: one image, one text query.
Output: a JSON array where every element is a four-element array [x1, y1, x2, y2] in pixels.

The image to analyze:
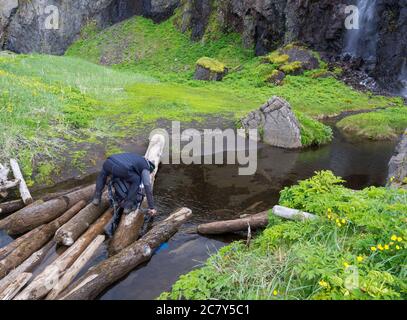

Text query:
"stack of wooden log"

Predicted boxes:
[[0, 134, 193, 300]]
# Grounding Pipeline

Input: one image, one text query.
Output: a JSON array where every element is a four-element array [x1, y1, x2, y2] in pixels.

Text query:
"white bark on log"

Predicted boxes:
[[0, 226, 41, 260], [109, 133, 166, 255], [0, 273, 32, 300], [60, 207, 192, 300], [46, 235, 105, 300], [15, 208, 113, 300], [1, 184, 95, 235], [0, 201, 86, 279], [197, 206, 317, 235], [0, 179, 20, 192], [0, 164, 9, 183], [9, 159, 32, 205], [272, 206, 317, 221], [0, 241, 53, 294], [54, 193, 109, 246]]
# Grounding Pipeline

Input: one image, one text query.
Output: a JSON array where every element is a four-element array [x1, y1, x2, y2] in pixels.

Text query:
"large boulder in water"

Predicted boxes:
[[387, 128, 407, 189], [241, 96, 302, 149]]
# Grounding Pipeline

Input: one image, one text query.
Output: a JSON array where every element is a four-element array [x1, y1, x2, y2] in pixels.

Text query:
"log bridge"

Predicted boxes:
[[0, 131, 317, 300], [0, 133, 194, 300]]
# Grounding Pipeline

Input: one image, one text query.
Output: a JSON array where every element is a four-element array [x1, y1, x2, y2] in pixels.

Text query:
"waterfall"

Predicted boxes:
[[399, 60, 407, 98], [344, 0, 379, 69]]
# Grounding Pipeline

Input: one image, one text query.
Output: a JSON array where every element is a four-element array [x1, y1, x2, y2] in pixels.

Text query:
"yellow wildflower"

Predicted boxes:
[[337, 222, 342, 227], [384, 244, 389, 250], [357, 256, 364, 262], [397, 237, 402, 242], [377, 244, 384, 251], [396, 245, 400, 250], [273, 290, 278, 296], [319, 280, 329, 288], [370, 246, 377, 252], [336, 219, 340, 223], [391, 235, 398, 241], [341, 219, 346, 224], [343, 262, 350, 268]]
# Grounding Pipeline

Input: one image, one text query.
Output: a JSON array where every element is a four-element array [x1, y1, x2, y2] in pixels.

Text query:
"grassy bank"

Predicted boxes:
[[67, 16, 406, 137], [161, 171, 407, 300], [1, 15, 406, 184], [337, 107, 407, 140]]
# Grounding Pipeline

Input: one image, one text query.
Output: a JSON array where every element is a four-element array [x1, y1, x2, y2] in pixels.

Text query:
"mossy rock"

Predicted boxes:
[[195, 57, 228, 81], [279, 61, 303, 75], [280, 45, 320, 71], [266, 52, 289, 65], [267, 69, 285, 85], [265, 44, 320, 76]]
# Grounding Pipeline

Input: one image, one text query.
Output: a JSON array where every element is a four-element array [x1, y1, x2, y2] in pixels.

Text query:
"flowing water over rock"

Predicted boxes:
[[399, 61, 407, 98], [344, 0, 379, 71], [0, 129, 396, 299]]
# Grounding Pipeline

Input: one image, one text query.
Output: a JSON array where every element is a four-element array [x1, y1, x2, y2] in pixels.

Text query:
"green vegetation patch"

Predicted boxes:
[[196, 57, 226, 73], [337, 107, 407, 140], [161, 171, 407, 300]]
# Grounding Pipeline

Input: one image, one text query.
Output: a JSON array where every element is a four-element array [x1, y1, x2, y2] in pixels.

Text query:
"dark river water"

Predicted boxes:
[[0, 129, 396, 299]]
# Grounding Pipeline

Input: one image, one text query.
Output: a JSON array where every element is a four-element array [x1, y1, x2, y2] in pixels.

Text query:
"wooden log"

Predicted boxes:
[[0, 164, 10, 198], [109, 133, 166, 255], [10, 159, 33, 205], [1, 184, 95, 235], [0, 241, 53, 294], [0, 226, 41, 260], [0, 179, 20, 192], [60, 207, 192, 300], [0, 164, 9, 182], [0, 186, 85, 218], [54, 193, 109, 246], [0, 201, 86, 279], [197, 206, 317, 235], [0, 199, 24, 217], [15, 208, 113, 300], [272, 205, 317, 221], [41, 185, 86, 202], [46, 235, 105, 300], [0, 273, 32, 300], [198, 211, 269, 235]]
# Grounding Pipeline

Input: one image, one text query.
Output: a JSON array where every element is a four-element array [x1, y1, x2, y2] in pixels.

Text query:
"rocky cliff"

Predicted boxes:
[[179, 0, 406, 95], [0, 0, 179, 55], [179, 0, 349, 56]]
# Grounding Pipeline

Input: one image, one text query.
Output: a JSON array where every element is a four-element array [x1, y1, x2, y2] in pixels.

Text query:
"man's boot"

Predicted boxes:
[[92, 192, 101, 206]]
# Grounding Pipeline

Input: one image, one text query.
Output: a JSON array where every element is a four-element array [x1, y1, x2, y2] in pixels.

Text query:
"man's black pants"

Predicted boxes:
[[95, 158, 141, 209]]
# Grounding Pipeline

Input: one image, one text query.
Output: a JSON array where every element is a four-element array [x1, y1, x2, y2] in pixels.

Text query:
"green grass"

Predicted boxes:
[[1, 15, 406, 183], [160, 171, 407, 300], [337, 107, 407, 140], [67, 15, 403, 116]]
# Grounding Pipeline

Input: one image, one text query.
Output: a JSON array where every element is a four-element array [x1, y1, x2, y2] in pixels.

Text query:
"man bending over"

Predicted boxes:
[[93, 152, 157, 216]]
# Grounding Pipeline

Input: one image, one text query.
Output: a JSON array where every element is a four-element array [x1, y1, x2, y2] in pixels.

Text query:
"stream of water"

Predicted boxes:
[[0, 129, 396, 299]]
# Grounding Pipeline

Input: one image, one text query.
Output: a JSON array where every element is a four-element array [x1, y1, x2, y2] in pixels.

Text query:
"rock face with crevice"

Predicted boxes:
[[387, 129, 407, 189], [241, 96, 302, 149], [0, 0, 180, 55]]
